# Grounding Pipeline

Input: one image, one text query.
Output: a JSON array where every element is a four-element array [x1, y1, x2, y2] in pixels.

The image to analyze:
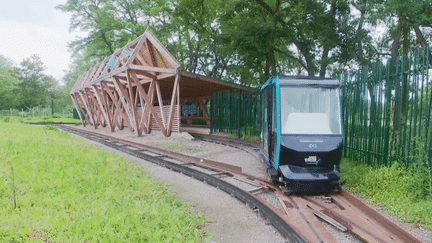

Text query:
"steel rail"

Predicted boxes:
[[189, 132, 425, 243], [55, 125, 306, 243], [57, 126, 280, 191]]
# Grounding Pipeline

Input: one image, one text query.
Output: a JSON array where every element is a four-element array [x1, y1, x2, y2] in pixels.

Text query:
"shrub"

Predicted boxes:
[[341, 156, 432, 230], [406, 138, 432, 202]]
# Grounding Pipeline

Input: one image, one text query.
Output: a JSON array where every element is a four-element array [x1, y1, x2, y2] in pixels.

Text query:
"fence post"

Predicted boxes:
[[51, 99, 54, 116]]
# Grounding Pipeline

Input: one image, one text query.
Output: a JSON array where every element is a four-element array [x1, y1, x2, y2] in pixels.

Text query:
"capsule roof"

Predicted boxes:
[[261, 76, 339, 90]]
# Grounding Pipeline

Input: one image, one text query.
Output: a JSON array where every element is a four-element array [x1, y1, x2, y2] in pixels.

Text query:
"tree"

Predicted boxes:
[[0, 54, 20, 109], [253, 0, 365, 78], [373, 0, 432, 130], [170, 0, 234, 78], [60, 0, 432, 88], [56, 0, 174, 62], [16, 55, 58, 109]]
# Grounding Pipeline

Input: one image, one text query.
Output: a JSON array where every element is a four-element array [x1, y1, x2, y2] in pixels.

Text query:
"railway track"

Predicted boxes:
[[56, 125, 423, 243], [191, 133, 425, 243], [55, 124, 305, 243]]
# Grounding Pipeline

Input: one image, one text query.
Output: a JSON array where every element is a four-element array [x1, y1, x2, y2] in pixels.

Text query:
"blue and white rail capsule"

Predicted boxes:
[[259, 76, 343, 189]]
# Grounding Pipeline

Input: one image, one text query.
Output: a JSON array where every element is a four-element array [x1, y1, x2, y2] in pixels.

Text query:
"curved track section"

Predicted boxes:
[[56, 125, 305, 243], [191, 133, 424, 243]]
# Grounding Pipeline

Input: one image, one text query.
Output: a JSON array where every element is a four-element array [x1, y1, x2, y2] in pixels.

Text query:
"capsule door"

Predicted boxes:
[[261, 83, 278, 169], [268, 85, 278, 167]]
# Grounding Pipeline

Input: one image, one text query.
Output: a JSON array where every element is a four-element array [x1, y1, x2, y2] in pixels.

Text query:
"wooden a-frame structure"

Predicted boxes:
[[70, 29, 254, 137]]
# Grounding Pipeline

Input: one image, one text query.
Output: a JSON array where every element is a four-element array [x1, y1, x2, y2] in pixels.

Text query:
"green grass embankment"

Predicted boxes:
[[0, 123, 208, 242], [341, 158, 432, 230]]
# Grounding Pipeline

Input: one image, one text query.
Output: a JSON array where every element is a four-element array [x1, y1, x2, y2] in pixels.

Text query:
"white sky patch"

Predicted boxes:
[[0, 20, 71, 80], [0, 0, 87, 83]]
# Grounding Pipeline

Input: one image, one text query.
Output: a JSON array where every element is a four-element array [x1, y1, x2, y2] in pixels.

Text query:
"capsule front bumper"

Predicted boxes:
[[279, 164, 340, 182]]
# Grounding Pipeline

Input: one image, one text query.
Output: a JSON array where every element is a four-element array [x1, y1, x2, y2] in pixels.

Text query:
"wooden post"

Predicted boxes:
[[143, 78, 156, 134], [197, 99, 211, 127], [166, 71, 180, 135]]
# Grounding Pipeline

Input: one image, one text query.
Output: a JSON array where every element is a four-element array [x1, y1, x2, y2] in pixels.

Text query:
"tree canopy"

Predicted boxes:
[[0, 54, 61, 111], [0, 55, 20, 109], [1, 1, 430, 116], [56, 0, 432, 86]]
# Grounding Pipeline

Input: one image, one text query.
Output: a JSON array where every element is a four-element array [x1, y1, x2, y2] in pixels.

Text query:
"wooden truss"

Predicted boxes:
[[70, 29, 181, 137]]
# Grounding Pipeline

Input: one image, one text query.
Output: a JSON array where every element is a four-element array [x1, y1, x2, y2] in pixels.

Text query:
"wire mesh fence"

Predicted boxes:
[[0, 106, 74, 119]]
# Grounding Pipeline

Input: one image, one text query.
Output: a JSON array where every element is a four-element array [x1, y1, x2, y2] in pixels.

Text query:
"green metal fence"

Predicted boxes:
[[210, 89, 261, 139], [211, 47, 432, 167], [341, 47, 432, 166]]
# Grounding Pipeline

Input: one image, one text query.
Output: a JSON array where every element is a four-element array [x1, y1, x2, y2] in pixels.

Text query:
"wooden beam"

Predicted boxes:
[[144, 30, 181, 69], [92, 66, 128, 85], [176, 71, 180, 132], [155, 80, 167, 129], [92, 56, 110, 82], [71, 75, 83, 93], [129, 68, 157, 80], [157, 73, 176, 80], [81, 69, 92, 86], [102, 82, 132, 131], [91, 85, 113, 131], [113, 76, 137, 132], [84, 88, 103, 128], [75, 92, 91, 125], [129, 71, 154, 135], [129, 64, 176, 74], [134, 49, 151, 67], [112, 45, 127, 70], [126, 71, 142, 136], [70, 66, 129, 93], [154, 43, 170, 69], [146, 38, 159, 68], [129, 70, 167, 136], [143, 79, 156, 134], [166, 71, 180, 135], [100, 83, 116, 132], [87, 63, 101, 84], [125, 33, 148, 66], [78, 90, 96, 126]]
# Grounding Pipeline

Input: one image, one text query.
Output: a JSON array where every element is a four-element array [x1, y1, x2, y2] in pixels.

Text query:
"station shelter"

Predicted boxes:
[[70, 29, 254, 137]]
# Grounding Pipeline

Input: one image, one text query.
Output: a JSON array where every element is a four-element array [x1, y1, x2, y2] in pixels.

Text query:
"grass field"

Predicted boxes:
[[341, 158, 432, 230], [0, 123, 208, 242], [2, 115, 82, 125]]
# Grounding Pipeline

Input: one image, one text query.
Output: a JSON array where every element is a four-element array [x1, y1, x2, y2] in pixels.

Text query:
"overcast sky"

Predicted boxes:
[[0, 0, 84, 83]]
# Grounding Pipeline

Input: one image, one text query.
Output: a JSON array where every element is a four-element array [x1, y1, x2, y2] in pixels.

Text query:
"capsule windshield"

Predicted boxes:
[[280, 86, 342, 135]]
